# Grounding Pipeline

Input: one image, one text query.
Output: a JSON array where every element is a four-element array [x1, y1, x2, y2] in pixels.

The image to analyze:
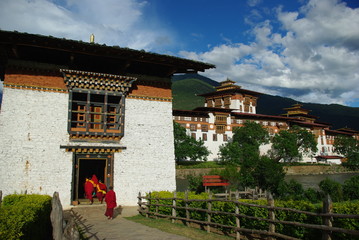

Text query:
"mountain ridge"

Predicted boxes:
[[172, 74, 359, 131]]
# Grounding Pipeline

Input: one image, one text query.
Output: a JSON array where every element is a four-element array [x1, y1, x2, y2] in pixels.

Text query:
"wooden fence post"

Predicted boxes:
[[155, 197, 159, 220], [137, 192, 143, 215], [147, 192, 152, 218], [322, 194, 333, 240], [50, 192, 63, 240], [235, 190, 241, 240], [185, 190, 190, 227], [267, 192, 276, 240], [207, 191, 212, 233], [172, 191, 177, 223]]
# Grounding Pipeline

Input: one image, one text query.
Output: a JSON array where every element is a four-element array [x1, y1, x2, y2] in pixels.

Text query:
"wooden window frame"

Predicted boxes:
[[190, 124, 197, 131], [202, 133, 207, 141], [201, 124, 208, 132], [213, 134, 218, 141], [69, 89, 124, 137]]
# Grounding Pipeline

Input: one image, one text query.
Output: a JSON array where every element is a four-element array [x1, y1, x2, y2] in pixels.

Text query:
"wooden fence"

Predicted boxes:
[[137, 191, 359, 240]]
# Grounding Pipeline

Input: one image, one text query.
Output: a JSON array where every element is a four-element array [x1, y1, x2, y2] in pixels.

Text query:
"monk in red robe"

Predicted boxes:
[[96, 180, 107, 204], [104, 186, 117, 219], [84, 177, 95, 204], [92, 174, 99, 185]]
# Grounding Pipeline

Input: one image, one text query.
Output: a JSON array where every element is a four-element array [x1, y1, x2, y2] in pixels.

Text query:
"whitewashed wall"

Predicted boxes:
[[0, 89, 177, 207], [115, 98, 176, 205], [0, 88, 73, 206]]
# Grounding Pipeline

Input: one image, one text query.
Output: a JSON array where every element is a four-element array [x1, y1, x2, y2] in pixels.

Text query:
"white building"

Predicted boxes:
[[173, 80, 359, 163], [0, 30, 214, 208]]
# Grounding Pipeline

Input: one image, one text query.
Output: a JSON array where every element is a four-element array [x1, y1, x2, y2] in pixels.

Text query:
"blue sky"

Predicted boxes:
[[0, 0, 359, 107]]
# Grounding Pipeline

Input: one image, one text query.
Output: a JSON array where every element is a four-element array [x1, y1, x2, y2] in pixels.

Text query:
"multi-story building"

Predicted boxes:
[[0, 30, 214, 207], [173, 80, 358, 163]]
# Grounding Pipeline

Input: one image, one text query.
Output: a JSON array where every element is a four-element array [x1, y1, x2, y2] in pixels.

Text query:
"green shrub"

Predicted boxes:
[[187, 174, 205, 193], [343, 175, 359, 200], [147, 191, 359, 240], [0, 194, 52, 240], [332, 200, 359, 240], [176, 161, 224, 169], [277, 179, 305, 200], [303, 188, 322, 203], [319, 178, 343, 202]]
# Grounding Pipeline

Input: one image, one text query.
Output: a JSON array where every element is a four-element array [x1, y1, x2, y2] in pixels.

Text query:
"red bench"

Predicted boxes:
[[202, 175, 230, 191]]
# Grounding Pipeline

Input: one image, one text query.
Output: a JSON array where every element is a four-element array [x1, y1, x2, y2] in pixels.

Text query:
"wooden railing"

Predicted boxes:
[[137, 191, 359, 240]]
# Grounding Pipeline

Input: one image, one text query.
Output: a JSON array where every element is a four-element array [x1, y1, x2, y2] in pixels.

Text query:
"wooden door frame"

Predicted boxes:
[[71, 153, 114, 204]]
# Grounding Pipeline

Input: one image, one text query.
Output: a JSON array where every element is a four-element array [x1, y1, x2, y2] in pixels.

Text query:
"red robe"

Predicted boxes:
[[84, 179, 94, 201], [105, 189, 117, 218], [92, 174, 99, 185], [96, 182, 107, 203]]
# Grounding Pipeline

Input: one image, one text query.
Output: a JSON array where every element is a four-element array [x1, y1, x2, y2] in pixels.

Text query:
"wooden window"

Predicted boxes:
[[224, 97, 230, 105], [216, 125, 225, 134], [223, 134, 228, 141], [69, 90, 124, 137], [190, 124, 197, 131], [202, 133, 207, 141], [201, 124, 208, 132], [207, 99, 213, 107], [213, 134, 217, 141], [214, 98, 222, 107], [191, 133, 196, 139], [215, 115, 227, 124]]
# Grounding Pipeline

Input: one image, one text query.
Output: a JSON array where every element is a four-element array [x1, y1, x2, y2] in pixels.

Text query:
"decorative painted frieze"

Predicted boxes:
[[60, 69, 137, 93]]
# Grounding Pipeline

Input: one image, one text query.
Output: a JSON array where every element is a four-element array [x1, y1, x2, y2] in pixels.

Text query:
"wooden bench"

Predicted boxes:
[[202, 175, 230, 192]]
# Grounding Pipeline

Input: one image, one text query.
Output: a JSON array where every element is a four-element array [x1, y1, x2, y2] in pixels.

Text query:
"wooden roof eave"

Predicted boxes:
[[0, 30, 215, 73]]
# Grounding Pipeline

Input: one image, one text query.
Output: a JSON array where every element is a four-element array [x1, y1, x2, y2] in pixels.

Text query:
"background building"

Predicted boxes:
[[173, 80, 358, 162]]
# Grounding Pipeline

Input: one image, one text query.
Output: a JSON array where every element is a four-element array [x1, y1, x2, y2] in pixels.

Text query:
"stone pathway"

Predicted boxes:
[[71, 204, 190, 240]]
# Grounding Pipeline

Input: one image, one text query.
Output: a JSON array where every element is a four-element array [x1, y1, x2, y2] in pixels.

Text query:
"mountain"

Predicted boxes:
[[172, 75, 216, 110], [172, 74, 359, 131]]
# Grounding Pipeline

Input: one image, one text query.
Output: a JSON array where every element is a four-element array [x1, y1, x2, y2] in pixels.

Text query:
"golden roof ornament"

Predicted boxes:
[[90, 34, 95, 43]]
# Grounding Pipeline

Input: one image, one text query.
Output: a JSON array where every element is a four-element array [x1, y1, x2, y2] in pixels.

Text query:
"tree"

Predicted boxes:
[[319, 178, 343, 202], [219, 121, 284, 191], [219, 121, 269, 165], [173, 121, 210, 162], [270, 125, 317, 162], [334, 135, 359, 170], [343, 175, 359, 200]]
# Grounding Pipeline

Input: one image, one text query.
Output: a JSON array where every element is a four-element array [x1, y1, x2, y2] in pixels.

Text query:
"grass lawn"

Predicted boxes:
[[125, 215, 234, 240]]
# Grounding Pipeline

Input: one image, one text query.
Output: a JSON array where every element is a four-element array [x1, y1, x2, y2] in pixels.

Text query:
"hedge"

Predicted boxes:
[[147, 191, 359, 240], [0, 194, 52, 240]]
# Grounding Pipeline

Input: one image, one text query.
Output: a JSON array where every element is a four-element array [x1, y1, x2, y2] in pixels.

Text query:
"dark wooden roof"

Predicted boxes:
[[325, 129, 354, 136], [198, 88, 261, 98], [289, 120, 330, 128], [173, 109, 209, 118], [0, 30, 215, 77], [192, 107, 234, 113], [231, 112, 292, 121]]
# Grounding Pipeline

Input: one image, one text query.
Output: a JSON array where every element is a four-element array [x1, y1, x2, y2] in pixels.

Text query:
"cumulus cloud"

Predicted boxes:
[[0, 0, 358, 107], [0, 0, 173, 51], [180, 0, 359, 106]]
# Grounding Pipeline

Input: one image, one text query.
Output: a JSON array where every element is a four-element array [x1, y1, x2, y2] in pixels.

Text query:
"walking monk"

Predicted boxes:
[[96, 180, 107, 204], [104, 186, 117, 219], [84, 177, 95, 204]]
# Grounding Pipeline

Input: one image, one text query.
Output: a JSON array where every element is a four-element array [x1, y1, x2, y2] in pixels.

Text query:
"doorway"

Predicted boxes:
[[72, 153, 113, 203]]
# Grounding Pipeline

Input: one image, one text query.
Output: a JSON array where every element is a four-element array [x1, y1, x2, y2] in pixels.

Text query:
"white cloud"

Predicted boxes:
[[0, 0, 173, 51], [0, 0, 358, 107], [247, 0, 262, 7], [180, 0, 359, 106]]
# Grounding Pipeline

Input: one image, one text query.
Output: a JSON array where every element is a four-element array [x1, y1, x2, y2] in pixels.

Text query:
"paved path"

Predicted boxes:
[[71, 204, 190, 240]]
